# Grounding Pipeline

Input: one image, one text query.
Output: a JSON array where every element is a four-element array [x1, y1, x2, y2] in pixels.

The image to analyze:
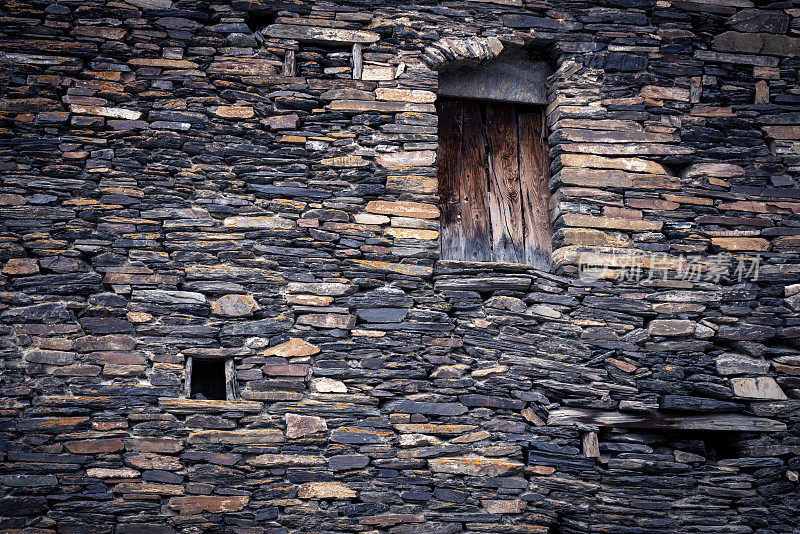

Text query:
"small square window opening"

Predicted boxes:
[[186, 356, 235, 401]]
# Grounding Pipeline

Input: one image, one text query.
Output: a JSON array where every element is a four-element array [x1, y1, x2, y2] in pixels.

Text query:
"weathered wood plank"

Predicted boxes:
[[518, 111, 552, 270], [486, 102, 523, 263], [548, 408, 787, 432], [225, 357, 236, 401], [282, 49, 296, 77], [582, 431, 600, 458], [437, 99, 464, 260], [460, 100, 491, 261], [351, 43, 362, 80]]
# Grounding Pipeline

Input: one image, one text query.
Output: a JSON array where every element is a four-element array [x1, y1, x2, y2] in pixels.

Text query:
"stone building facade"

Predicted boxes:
[[0, 0, 799, 532]]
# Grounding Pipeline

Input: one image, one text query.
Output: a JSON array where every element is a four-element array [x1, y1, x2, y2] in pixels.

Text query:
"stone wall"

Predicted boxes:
[[0, 0, 799, 532]]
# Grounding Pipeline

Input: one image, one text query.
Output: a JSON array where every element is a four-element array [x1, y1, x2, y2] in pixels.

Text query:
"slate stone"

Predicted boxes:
[[220, 316, 293, 336], [660, 395, 741, 413], [0, 3, 798, 533], [0, 496, 47, 515], [356, 307, 408, 323], [2, 302, 73, 323], [386, 400, 468, 416], [79, 316, 133, 334]]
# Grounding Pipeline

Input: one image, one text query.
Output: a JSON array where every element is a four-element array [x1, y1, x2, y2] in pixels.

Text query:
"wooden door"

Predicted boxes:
[[437, 99, 552, 269]]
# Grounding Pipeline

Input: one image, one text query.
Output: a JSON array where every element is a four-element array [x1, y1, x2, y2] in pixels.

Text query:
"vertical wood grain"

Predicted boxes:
[[519, 110, 553, 270], [351, 43, 363, 80], [184, 356, 193, 398], [225, 358, 236, 400], [582, 431, 600, 458], [460, 100, 491, 261], [437, 99, 464, 260], [283, 49, 296, 77], [486, 102, 523, 263]]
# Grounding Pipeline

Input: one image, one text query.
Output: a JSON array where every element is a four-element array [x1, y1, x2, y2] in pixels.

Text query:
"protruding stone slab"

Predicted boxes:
[[547, 408, 786, 431], [264, 24, 379, 44], [730, 377, 787, 400], [158, 399, 264, 414]]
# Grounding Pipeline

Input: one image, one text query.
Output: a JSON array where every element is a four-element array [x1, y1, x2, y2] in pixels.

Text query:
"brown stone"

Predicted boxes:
[[114, 483, 184, 495], [65, 438, 124, 454], [286, 294, 334, 306], [129, 58, 198, 69], [375, 151, 436, 169], [213, 106, 254, 119], [264, 24, 379, 44], [626, 198, 680, 211], [247, 453, 326, 467], [711, 237, 770, 251], [384, 227, 438, 240], [648, 319, 696, 336], [351, 259, 433, 277], [428, 456, 523, 477], [562, 213, 662, 231], [606, 358, 637, 373], [558, 168, 680, 190], [375, 88, 436, 103], [297, 482, 356, 499], [320, 156, 368, 167], [451, 430, 491, 444], [207, 57, 280, 76], [223, 216, 294, 229], [557, 154, 668, 174], [482, 500, 526, 514], [125, 437, 183, 453], [311, 377, 347, 393], [211, 294, 260, 317], [264, 338, 320, 357], [286, 282, 352, 296], [69, 105, 141, 120], [640, 85, 690, 102], [2, 258, 39, 275], [262, 363, 309, 377], [86, 468, 139, 479], [125, 452, 181, 471], [386, 175, 437, 194], [730, 377, 787, 400], [328, 100, 434, 113], [168, 496, 249, 515], [361, 65, 395, 81], [762, 125, 800, 140], [285, 413, 327, 439], [365, 201, 439, 219]]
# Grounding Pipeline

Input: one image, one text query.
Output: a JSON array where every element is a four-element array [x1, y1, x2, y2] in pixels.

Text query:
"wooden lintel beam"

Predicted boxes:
[[547, 407, 787, 432]]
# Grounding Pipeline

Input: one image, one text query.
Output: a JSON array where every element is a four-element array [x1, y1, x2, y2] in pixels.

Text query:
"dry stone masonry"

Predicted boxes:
[[0, 0, 799, 532]]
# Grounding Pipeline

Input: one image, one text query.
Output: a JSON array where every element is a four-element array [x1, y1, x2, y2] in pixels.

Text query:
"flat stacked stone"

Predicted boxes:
[[0, 0, 798, 533]]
